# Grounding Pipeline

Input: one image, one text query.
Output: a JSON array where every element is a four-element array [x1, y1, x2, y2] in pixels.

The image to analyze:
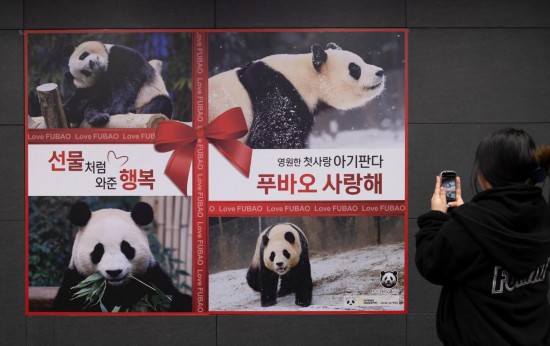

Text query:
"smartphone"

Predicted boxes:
[[440, 170, 457, 203]]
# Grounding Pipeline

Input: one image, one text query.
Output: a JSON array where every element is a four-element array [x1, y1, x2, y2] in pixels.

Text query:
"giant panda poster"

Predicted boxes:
[[25, 29, 407, 315]]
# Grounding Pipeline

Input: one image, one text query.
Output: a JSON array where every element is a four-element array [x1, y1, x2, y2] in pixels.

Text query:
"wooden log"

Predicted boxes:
[[28, 286, 59, 312], [36, 83, 68, 129], [79, 113, 168, 129]]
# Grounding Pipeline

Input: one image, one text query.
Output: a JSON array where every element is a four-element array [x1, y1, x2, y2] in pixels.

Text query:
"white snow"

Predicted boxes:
[[309, 128, 404, 149], [209, 243, 404, 312]]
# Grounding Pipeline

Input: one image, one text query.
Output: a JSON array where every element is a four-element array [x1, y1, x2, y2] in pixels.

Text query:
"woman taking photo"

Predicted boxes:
[[416, 128, 550, 345]]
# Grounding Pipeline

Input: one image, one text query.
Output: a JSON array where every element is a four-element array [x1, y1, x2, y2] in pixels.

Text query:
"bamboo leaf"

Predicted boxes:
[[70, 288, 94, 299], [80, 272, 104, 284], [151, 284, 172, 302], [100, 301, 108, 312], [70, 273, 107, 308], [179, 282, 192, 290], [70, 272, 103, 290], [151, 295, 160, 307]]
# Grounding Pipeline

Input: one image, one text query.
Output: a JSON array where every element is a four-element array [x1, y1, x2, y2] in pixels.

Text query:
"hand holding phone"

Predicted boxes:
[[431, 171, 463, 213], [440, 170, 457, 203]]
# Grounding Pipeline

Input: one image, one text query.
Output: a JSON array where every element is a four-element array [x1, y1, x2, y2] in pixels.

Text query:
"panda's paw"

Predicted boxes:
[[87, 113, 110, 127], [261, 299, 277, 307], [295, 299, 311, 307]]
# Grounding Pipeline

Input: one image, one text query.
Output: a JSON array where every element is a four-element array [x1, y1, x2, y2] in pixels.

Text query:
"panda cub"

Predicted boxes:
[[53, 202, 192, 312], [246, 223, 312, 307], [209, 42, 385, 149], [63, 41, 173, 127]]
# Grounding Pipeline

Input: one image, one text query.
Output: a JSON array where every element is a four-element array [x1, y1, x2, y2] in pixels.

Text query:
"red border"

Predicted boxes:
[[205, 28, 408, 315], [404, 29, 409, 315], [24, 30, 30, 315], [25, 28, 409, 316], [25, 28, 406, 34], [211, 310, 407, 315], [192, 31, 209, 314], [209, 201, 406, 217], [25, 29, 197, 316], [27, 129, 157, 144], [206, 28, 406, 33], [25, 29, 196, 34]]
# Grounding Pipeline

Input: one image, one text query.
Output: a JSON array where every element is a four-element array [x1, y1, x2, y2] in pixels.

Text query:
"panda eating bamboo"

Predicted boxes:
[[53, 202, 192, 312]]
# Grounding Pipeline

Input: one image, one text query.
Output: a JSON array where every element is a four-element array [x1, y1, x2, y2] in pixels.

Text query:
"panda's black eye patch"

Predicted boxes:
[[90, 243, 104, 264], [283, 250, 290, 259], [80, 70, 91, 77], [120, 240, 135, 260], [349, 62, 361, 80], [269, 252, 275, 262], [79, 52, 89, 60]]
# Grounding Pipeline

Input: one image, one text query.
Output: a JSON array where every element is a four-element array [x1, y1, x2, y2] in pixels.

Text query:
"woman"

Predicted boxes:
[[416, 128, 550, 345]]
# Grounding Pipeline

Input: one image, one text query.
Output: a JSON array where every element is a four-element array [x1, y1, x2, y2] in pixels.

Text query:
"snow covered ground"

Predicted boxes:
[[309, 128, 404, 149], [209, 243, 404, 312]]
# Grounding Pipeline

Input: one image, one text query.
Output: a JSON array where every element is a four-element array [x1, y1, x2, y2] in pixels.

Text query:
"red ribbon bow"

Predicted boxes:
[[154, 107, 252, 196]]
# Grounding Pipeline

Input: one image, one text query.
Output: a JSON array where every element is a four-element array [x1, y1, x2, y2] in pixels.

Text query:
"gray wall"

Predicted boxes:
[[2, 0, 550, 344]]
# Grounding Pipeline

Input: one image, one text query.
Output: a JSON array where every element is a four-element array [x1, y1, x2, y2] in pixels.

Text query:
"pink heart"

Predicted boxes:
[[107, 150, 129, 167]]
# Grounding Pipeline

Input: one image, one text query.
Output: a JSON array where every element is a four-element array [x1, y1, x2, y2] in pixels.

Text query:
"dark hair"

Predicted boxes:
[[472, 128, 542, 191]]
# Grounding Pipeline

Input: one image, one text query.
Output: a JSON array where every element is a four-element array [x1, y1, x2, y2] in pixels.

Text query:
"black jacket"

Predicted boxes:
[[416, 186, 550, 345]]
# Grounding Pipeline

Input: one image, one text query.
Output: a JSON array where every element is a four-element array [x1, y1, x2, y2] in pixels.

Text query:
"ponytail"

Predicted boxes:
[[535, 145, 550, 173], [534, 145, 550, 202]]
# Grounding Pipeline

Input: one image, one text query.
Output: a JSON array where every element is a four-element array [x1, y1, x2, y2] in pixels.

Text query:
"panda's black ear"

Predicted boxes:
[[311, 44, 327, 72], [70, 202, 92, 227], [131, 202, 154, 226], [393, 271, 398, 276], [63, 44, 76, 57], [326, 42, 342, 50], [380, 271, 386, 277], [262, 234, 270, 247], [284, 231, 296, 244]]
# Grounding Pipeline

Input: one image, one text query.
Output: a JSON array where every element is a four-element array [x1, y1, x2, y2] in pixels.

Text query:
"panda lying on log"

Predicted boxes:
[[53, 202, 192, 312], [209, 43, 385, 149], [63, 41, 173, 127]]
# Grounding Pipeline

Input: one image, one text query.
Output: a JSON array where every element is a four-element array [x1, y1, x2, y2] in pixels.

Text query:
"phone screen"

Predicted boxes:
[[441, 171, 457, 203]]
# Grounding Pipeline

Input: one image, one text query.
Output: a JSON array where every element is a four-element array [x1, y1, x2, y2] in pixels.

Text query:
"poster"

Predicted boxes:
[[25, 29, 407, 315]]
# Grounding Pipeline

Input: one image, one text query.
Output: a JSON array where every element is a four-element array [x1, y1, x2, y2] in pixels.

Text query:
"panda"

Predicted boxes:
[[53, 201, 192, 312], [209, 42, 385, 149], [137, 59, 170, 114], [246, 223, 312, 307], [380, 271, 398, 288], [63, 41, 173, 127]]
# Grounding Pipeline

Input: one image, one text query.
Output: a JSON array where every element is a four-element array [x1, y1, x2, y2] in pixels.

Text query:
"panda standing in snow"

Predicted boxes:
[[53, 202, 192, 312], [63, 41, 173, 127], [209, 43, 385, 149], [246, 223, 312, 307]]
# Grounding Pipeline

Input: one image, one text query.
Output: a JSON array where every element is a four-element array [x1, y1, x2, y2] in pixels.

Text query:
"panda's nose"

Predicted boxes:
[[89, 60, 95, 68], [376, 69, 384, 77], [276, 262, 284, 267], [106, 269, 122, 278]]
